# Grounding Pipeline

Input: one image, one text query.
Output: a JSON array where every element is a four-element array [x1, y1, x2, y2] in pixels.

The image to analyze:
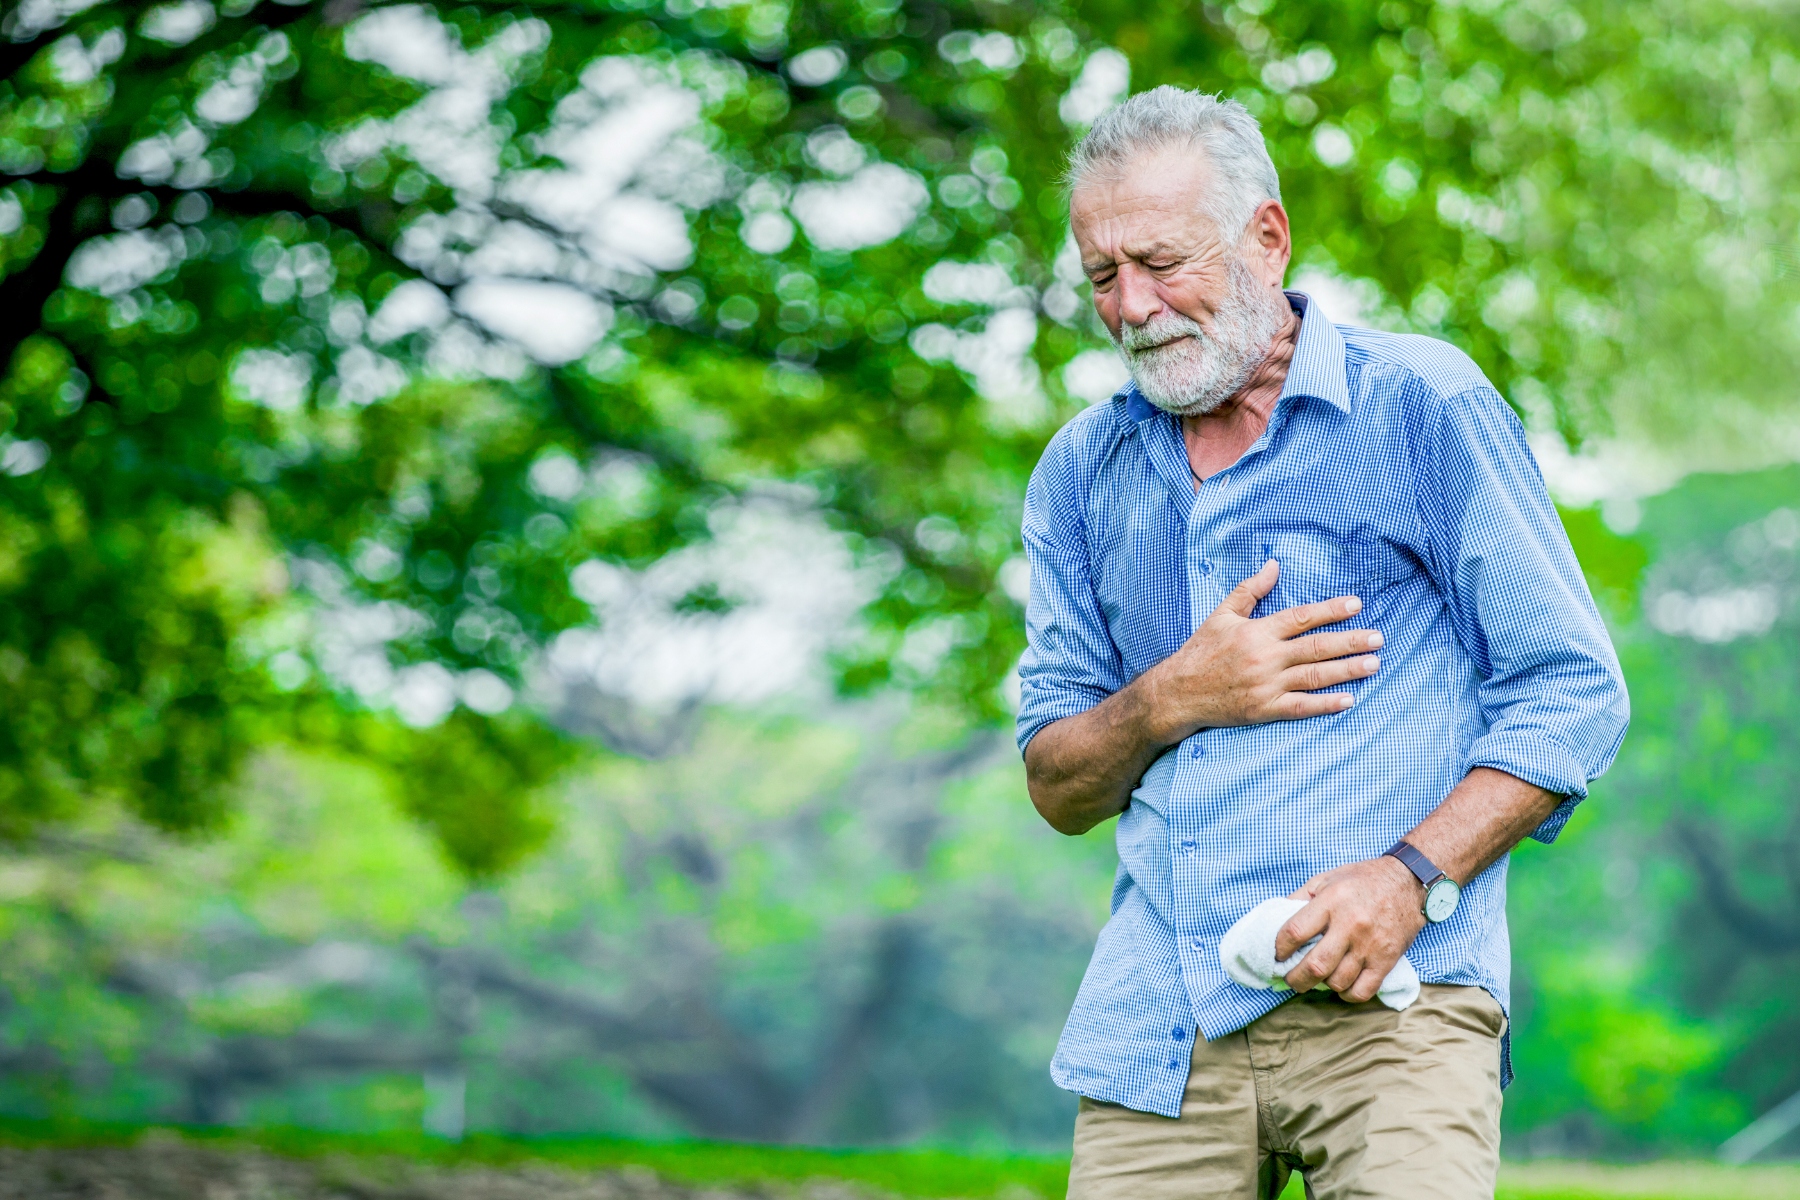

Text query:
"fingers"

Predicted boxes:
[[1279, 654, 1381, 694], [1277, 862, 1423, 998], [1270, 690, 1358, 720], [1326, 950, 1369, 995], [1284, 872, 1329, 903], [1283, 627, 1383, 666], [1284, 930, 1346, 993], [1263, 594, 1361, 639], [1293, 947, 1392, 1002], [1273, 900, 1330, 959], [1342, 965, 1389, 1005], [1214, 559, 1279, 619]]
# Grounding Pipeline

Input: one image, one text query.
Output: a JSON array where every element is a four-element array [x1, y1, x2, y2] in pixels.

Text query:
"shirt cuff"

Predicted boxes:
[[1525, 795, 1582, 844], [1463, 728, 1590, 846], [1015, 692, 1104, 753]]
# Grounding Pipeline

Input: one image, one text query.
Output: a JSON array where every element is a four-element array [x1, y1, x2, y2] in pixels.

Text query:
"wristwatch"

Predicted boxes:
[[1385, 840, 1461, 923]]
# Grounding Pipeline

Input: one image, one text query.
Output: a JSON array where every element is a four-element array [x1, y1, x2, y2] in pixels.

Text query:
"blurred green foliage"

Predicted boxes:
[[1, 462, 1798, 1153], [2, 0, 1799, 1163], [1557, 505, 1647, 617], [0, 708, 1113, 1143], [1504, 468, 1800, 1155], [7, 0, 1800, 866]]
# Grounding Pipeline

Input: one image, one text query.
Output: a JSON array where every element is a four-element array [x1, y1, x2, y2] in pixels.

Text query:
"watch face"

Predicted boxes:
[[1425, 878, 1460, 923]]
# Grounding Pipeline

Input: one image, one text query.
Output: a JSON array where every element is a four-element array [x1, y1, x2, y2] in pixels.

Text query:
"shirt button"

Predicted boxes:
[[1189, 743, 1205, 760], [1197, 560, 1213, 576], [1192, 935, 1204, 950], [1180, 838, 1198, 856], [1172, 1027, 1186, 1040]]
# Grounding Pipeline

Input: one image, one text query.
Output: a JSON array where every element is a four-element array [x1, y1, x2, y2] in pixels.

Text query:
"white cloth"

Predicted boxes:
[[1218, 896, 1421, 1011]]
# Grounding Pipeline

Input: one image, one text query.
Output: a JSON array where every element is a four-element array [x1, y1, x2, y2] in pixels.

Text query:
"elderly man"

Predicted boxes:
[[1017, 87, 1629, 1198]]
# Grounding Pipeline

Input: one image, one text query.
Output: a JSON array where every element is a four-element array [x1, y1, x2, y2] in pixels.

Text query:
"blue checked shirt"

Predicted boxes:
[[1016, 293, 1629, 1118]]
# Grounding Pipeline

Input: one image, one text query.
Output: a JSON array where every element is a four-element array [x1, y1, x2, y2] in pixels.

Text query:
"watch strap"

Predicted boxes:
[[1385, 839, 1446, 889]]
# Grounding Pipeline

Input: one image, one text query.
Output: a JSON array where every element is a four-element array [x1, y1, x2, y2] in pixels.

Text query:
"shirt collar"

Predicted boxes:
[[1276, 290, 1351, 414], [1118, 289, 1351, 421]]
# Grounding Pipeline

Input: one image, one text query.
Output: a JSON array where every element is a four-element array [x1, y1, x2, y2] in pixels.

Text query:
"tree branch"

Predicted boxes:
[[412, 938, 799, 1138], [0, 0, 329, 97], [787, 917, 916, 1142], [1676, 821, 1800, 952], [144, 1030, 440, 1123], [0, 158, 408, 374]]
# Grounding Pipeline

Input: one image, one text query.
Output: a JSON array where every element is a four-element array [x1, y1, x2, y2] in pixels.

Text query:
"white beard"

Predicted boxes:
[[1111, 259, 1286, 417]]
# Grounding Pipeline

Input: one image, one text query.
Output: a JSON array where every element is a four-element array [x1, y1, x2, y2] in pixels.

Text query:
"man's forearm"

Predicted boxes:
[[1277, 766, 1564, 999], [1024, 678, 1173, 835], [1023, 573, 1381, 837], [1403, 766, 1561, 886]]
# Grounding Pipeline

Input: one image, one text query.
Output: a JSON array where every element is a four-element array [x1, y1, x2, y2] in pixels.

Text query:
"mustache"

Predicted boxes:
[[1116, 312, 1207, 354]]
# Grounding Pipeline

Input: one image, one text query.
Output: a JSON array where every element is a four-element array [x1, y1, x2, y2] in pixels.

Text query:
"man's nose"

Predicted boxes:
[[1115, 263, 1163, 328]]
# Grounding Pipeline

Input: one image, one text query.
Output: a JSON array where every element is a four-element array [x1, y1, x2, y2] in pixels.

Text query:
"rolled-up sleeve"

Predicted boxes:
[[1016, 428, 1126, 754], [1416, 387, 1630, 842]]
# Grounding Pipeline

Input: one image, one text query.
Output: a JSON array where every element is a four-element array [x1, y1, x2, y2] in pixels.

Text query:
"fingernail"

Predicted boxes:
[[1363, 655, 1380, 672], [1345, 597, 1362, 614], [1367, 631, 1383, 648], [1339, 694, 1355, 709]]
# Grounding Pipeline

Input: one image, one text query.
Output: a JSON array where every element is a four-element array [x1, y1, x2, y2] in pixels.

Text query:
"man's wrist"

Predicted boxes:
[[1377, 851, 1426, 897], [1132, 664, 1203, 749]]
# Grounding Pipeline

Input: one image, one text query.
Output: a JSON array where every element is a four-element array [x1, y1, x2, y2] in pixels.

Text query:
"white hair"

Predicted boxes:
[[1066, 86, 1282, 239]]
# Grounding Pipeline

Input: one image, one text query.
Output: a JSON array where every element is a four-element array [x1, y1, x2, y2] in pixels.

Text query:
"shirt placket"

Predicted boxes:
[[1167, 408, 1288, 1006], [1171, 466, 1234, 994], [1183, 472, 1232, 630]]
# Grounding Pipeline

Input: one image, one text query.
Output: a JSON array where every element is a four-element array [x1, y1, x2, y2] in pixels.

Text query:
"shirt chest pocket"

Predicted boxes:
[[1251, 522, 1405, 631]]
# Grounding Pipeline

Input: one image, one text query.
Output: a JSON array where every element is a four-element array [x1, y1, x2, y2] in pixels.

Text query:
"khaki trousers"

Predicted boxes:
[[1068, 984, 1506, 1200]]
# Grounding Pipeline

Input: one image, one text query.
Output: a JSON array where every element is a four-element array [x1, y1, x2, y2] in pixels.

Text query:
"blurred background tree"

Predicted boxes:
[[1, 0, 1799, 1162]]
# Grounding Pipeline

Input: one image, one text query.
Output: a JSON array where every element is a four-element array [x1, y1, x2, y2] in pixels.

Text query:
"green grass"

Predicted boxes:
[[1495, 1161, 1800, 1200], [2, 1119, 1797, 1199], [0, 1119, 1070, 1197]]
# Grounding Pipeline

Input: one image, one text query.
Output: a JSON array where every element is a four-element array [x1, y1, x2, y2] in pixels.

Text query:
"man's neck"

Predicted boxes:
[[1181, 303, 1302, 483]]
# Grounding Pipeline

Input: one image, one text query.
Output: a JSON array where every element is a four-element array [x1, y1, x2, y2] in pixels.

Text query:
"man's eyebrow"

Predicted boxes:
[[1082, 241, 1191, 273], [1084, 242, 1185, 271], [1132, 242, 1184, 260]]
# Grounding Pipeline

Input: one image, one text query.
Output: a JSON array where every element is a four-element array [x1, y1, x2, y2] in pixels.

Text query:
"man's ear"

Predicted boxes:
[[1247, 199, 1292, 287]]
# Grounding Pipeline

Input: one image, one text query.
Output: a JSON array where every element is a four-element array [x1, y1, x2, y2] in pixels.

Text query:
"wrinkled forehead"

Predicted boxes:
[[1068, 147, 1229, 255]]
